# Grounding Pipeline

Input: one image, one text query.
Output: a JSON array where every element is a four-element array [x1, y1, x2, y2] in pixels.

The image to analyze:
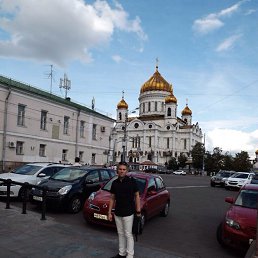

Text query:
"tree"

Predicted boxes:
[[212, 147, 223, 172], [178, 153, 187, 169], [233, 151, 252, 172], [167, 157, 178, 171], [221, 152, 234, 171], [191, 142, 205, 171]]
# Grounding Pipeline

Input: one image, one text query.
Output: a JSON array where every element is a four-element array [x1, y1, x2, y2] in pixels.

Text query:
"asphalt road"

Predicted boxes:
[[6, 174, 245, 258]]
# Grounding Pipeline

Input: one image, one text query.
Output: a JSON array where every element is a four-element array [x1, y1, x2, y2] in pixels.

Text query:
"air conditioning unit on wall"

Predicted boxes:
[[100, 126, 105, 132], [8, 141, 16, 148]]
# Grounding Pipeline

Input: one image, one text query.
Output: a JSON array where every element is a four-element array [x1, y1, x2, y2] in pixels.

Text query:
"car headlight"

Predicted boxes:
[[226, 218, 241, 230], [58, 185, 72, 195], [88, 192, 96, 202]]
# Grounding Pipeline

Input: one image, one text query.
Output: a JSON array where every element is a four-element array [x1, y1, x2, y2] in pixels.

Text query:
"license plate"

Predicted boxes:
[[94, 213, 107, 220], [33, 195, 43, 202]]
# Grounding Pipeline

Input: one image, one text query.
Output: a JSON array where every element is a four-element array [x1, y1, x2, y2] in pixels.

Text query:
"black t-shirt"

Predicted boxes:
[[110, 176, 139, 217]]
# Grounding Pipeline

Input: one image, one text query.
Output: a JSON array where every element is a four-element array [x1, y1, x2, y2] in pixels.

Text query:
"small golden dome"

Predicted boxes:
[[182, 105, 192, 115], [165, 90, 177, 104], [117, 98, 128, 109], [255, 149, 258, 155], [140, 66, 172, 94]]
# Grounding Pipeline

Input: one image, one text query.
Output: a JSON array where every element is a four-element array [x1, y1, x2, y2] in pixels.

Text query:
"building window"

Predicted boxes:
[[79, 151, 84, 162], [17, 104, 26, 126], [39, 144, 46, 156], [91, 153, 96, 164], [167, 107, 171, 117], [143, 103, 145, 113], [80, 121, 85, 138], [40, 110, 47, 130], [155, 101, 157, 111], [119, 112, 122, 120], [148, 136, 152, 147], [16, 141, 24, 155], [62, 149, 68, 161], [92, 124, 97, 140], [148, 102, 151, 112], [63, 116, 69, 134], [167, 138, 169, 149], [184, 139, 187, 149]]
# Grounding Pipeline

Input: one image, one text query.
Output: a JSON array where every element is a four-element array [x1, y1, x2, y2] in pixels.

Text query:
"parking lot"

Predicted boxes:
[[1, 174, 248, 258]]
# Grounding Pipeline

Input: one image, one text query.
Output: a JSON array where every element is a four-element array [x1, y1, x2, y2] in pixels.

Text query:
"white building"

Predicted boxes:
[[0, 75, 115, 172], [111, 66, 203, 166]]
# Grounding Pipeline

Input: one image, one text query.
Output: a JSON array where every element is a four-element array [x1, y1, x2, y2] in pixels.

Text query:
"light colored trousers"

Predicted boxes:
[[114, 214, 134, 258]]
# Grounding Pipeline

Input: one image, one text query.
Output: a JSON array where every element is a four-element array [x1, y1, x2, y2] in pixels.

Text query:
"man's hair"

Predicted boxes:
[[118, 161, 129, 169]]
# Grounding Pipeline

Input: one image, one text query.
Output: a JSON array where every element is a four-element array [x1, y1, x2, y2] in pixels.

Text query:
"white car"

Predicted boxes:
[[225, 172, 255, 190], [173, 170, 187, 175], [0, 163, 69, 199]]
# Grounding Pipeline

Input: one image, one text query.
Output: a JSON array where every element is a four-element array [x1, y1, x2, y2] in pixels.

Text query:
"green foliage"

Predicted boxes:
[[178, 153, 188, 169], [191, 142, 205, 170], [167, 157, 178, 170]]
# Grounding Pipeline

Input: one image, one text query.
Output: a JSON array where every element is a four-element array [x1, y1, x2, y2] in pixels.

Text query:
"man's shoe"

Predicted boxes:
[[110, 254, 126, 258]]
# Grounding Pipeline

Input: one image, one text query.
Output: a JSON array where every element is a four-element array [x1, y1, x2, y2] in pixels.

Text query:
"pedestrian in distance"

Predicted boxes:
[[108, 161, 141, 258], [73, 157, 82, 167]]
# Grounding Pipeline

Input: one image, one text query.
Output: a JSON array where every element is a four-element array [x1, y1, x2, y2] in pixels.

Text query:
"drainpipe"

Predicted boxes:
[[2, 88, 11, 172], [75, 109, 80, 159]]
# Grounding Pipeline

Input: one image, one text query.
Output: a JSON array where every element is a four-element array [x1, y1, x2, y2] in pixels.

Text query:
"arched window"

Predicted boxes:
[[119, 112, 122, 120], [167, 107, 171, 117], [148, 102, 151, 112]]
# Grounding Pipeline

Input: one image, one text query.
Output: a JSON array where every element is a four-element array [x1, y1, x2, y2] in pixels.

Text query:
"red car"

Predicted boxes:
[[217, 184, 258, 250], [83, 172, 170, 229]]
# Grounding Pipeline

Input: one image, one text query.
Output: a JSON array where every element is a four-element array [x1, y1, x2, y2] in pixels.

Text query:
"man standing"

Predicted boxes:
[[108, 162, 141, 258]]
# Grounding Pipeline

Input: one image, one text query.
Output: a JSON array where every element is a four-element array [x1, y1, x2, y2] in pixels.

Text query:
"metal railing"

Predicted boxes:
[[0, 178, 50, 220]]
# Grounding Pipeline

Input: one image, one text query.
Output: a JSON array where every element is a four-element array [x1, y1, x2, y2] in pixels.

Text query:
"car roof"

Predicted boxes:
[[241, 184, 258, 190], [25, 163, 68, 167]]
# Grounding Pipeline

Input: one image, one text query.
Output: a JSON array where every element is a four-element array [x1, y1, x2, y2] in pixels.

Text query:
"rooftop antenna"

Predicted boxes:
[[44, 64, 54, 94], [59, 73, 71, 99]]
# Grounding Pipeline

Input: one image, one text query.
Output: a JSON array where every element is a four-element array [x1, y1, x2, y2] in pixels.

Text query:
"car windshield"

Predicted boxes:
[[230, 173, 249, 179], [235, 189, 258, 209], [12, 165, 43, 175], [217, 171, 233, 177], [102, 176, 146, 195], [51, 167, 86, 181]]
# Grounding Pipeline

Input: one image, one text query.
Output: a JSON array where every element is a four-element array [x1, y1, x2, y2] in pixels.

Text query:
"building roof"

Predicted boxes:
[[0, 75, 115, 122]]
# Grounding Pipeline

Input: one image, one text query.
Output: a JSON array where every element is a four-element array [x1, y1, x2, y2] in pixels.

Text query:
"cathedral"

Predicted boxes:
[[111, 65, 203, 167]]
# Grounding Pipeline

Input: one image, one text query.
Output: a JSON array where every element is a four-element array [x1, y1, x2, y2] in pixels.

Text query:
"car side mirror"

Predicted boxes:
[[147, 190, 157, 196], [38, 173, 46, 178], [225, 197, 234, 204]]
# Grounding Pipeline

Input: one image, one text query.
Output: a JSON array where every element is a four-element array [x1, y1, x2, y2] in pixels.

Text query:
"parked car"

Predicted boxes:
[[225, 172, 255, 190], [83, 172, 170, 230], [217, 184, 258, 251], [173, 170, 186, 175], [30, 167, 116, 213], [210, 170, 236, 187], [0, 163, 68, 199]]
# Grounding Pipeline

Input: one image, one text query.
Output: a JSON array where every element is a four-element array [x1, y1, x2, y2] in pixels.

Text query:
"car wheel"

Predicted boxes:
[[160, 202, 170, 217], [68, 195, 82, 213], [216, 223, 226, 247]]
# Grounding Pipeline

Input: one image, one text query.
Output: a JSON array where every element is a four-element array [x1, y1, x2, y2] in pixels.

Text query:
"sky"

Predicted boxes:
[[0, 0, 258, 159]]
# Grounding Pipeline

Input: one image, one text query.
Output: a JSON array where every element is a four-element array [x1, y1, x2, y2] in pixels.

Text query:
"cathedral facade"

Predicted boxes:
[[111, 66, 203, 166]]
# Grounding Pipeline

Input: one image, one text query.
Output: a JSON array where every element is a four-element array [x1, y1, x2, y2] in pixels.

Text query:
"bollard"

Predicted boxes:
[[5, 179, 12, 209], [41, 186, 47, 220], [22, 182, 29, 214]]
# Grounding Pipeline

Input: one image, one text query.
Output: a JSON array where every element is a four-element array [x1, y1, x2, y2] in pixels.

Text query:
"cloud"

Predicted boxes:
[[193, 0, 246, 34], [205, 128, 258, 159], [245, 9, 256, 15], [0, 0, 146, 66], [216, 34, 242, 52], [112, 55, 122, 63]]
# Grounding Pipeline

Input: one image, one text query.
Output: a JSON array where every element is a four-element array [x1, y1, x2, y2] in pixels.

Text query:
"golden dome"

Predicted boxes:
[[140, 66, 172, 94], [165, 90, 177, 104], [117, 98, 128, 109], [182, 105, 192, 115], [255, 149, 258, 155]]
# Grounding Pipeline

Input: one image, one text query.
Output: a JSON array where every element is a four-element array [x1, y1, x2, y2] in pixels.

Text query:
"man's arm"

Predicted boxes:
[[135, 191, 141, 216], [108, 193, 115, 221]]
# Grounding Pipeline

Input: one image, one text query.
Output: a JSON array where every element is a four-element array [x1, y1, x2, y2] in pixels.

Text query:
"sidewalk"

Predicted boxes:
[[0, 201, 190, 258]]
